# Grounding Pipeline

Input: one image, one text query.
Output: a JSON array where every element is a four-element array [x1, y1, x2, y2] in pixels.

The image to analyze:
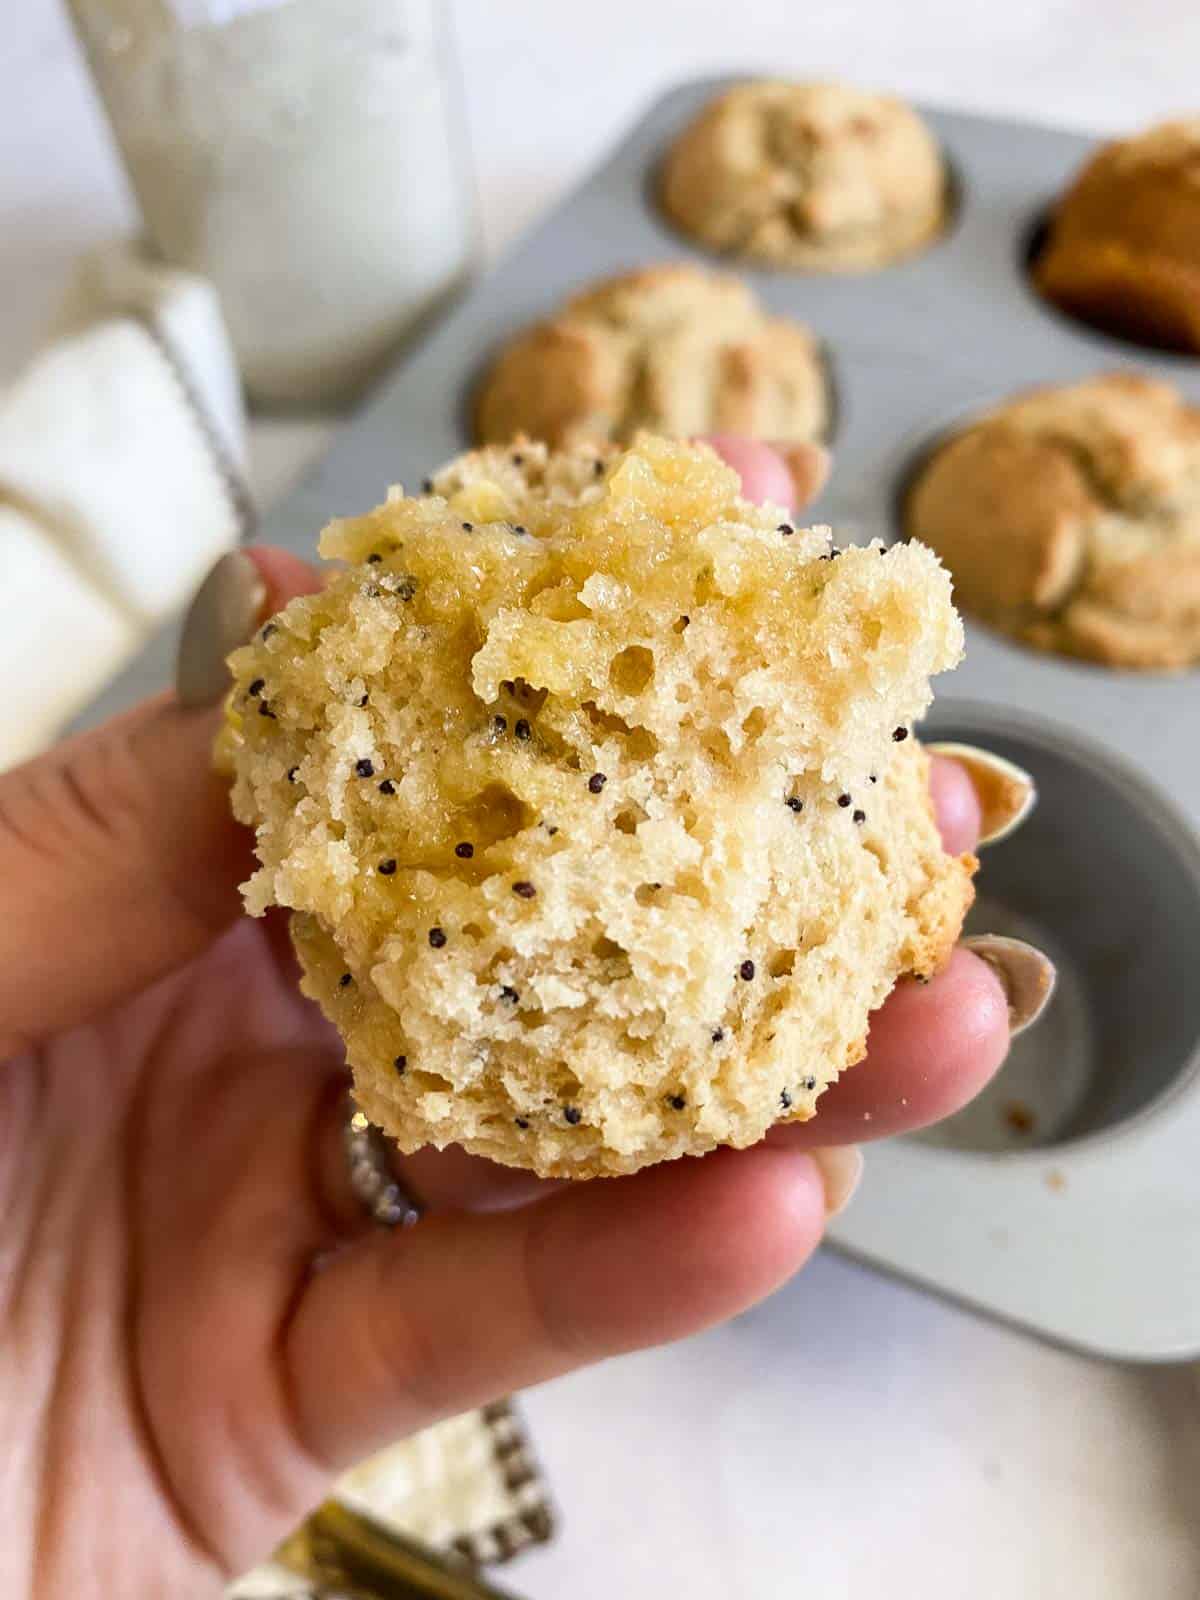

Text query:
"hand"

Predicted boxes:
[[0, 440, 1023, 1597]]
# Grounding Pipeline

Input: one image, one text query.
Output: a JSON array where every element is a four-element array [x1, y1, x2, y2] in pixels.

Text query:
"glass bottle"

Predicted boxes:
[[69, 0, 478, 409]]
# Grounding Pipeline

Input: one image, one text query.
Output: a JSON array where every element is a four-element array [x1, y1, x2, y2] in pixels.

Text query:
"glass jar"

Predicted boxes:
[[69, 0, 478, 409]]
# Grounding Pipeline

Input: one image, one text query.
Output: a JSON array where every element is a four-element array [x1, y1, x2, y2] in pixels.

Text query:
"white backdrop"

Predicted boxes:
[[4, 1, 1200, 1593]]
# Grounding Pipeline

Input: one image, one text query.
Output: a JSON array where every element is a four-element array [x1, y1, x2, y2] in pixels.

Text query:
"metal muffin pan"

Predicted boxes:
[[83, 79, 1200, 1359]]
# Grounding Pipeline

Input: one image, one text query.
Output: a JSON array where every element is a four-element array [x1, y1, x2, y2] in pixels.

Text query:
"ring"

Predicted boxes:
[[342, 1097, 422, 1228]]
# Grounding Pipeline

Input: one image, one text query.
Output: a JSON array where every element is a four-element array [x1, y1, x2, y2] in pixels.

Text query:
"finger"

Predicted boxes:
[[286, 1143, 826, 1471], [770, 947, 1011, 1148], [0, 548, 319, 1056], [929, 751, 984, 854], [313, 1105, 562, 1242], [704, 434, 825, 511]]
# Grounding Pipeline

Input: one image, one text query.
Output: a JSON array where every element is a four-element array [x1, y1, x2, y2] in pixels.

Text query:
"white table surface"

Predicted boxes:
[[6, 1, 1200, 1594]]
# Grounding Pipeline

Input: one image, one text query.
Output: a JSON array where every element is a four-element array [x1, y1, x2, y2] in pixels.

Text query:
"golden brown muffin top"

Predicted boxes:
[[660, 80, 946, 270], [906, 372, 1200, 670], [475, 262, 827, 451], [1036, 118, 1200, 352]]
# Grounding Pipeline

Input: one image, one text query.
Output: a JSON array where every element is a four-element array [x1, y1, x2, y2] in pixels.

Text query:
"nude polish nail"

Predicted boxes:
[[773, 440, 832, 509], [963, 935, 1057, 1036], [810, 1145, 864, 1218], [176, 550, 266, 708]]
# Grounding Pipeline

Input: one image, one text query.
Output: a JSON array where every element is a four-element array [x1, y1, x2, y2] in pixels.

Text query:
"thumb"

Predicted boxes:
[[0, 549, 314, 1057]]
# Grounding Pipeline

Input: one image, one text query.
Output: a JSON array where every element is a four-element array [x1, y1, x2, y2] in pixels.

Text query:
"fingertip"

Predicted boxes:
[[929, 752, 984, 854], [704, 434, 799, 510], [865, 946, 1011, 1119], [594, 1145, 827, 1338], [247, 546, 323, 608], [783, 946, 1011, 1145]]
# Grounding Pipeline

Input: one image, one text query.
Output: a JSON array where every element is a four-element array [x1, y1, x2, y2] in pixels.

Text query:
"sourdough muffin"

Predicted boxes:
[[905, 373, 1200, 670], [223, 435, 973, 1178], [660, 80, 947, 271], [1036, 120, 1200, 353], [475, 263, 827, 451]]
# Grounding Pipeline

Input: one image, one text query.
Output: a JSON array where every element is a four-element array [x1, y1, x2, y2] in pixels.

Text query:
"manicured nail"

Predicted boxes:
[[963, 935, 1057, 1036], [176, 550, 266, 708], [775, 440, 831, 509], [810, 1145, 864, 1218], [928, 742, 1036, 847]]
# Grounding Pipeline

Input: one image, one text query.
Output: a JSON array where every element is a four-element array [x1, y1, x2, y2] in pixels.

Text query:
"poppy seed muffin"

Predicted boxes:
[[475, 263, 827, 451], [905, 372, 1200, 670], [1036, 119, 1200, 354], [660, 80, 947, 271], [223, 435, 973, 1178]]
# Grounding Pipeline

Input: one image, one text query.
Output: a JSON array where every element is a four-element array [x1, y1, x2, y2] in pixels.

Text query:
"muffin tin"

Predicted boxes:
[[81, 79, 1200, 1360]]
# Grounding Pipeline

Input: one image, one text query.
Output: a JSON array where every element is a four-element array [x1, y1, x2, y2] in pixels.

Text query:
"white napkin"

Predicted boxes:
[[0, 238, 249, 772]]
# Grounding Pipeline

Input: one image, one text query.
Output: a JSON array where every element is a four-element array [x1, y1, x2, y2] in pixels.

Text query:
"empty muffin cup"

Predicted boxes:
[[916, 710, 1200, 1153]]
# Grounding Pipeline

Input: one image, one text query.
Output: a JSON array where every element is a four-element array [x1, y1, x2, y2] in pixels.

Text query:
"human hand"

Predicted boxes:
[[0, 438, 1041, 1596]]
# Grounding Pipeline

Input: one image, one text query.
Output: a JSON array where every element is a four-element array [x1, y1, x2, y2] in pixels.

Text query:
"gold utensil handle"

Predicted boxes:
[[278, 1500, 525, 1600]]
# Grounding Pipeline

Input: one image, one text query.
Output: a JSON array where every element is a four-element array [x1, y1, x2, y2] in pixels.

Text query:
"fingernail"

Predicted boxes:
[[774, 440, 831, 509], [176, 550, 267, 708], [810, 1145, 864, 1218], [928, 742, 1036, 847], [963, 935, 1057, 1036]]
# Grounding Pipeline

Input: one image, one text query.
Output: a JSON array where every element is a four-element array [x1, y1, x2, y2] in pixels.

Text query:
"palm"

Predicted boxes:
[[4, 920, 344, 1593]]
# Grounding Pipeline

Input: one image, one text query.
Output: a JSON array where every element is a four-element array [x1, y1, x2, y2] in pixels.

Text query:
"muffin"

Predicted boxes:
[[223, 435, 973, 1179], [475, 263, 827, 451], [1035, 119, 1200, 353], [905, 373, 1200, 670], [659, 80, 947, 271]]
